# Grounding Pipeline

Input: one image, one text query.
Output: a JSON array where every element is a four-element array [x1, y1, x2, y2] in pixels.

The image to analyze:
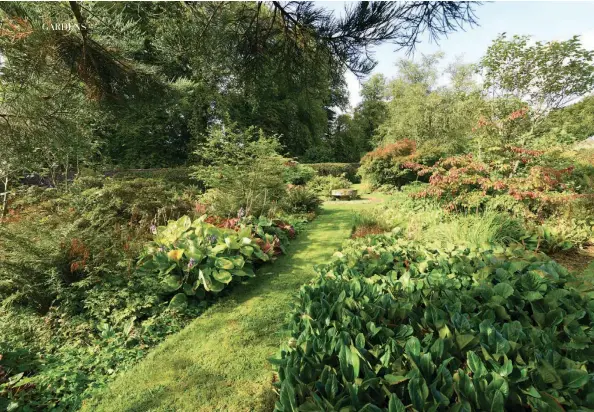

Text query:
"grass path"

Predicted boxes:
[[83, 201, 374, 412]]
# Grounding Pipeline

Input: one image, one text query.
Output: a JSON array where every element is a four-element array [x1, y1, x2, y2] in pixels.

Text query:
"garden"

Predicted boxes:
[[1, 2, 594, 412]]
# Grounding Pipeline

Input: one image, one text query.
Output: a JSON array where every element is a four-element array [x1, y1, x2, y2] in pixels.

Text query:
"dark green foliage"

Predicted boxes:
[[306, 175, 353, 198], [0, 178, 203, 409], [283, 163, 317, 185], [192, 126, 287, 217], [275, 234, 594, 411], [106, 167, 197, 187], [308, 163, 361, 183], [281, 187, 322, 214]]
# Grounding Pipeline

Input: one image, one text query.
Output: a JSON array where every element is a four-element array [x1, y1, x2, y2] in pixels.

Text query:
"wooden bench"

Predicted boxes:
[[331, 189, 358, 200]]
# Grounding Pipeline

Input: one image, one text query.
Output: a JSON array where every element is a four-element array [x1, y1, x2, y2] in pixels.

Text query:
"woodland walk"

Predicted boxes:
[[84, 201, 377, 411]]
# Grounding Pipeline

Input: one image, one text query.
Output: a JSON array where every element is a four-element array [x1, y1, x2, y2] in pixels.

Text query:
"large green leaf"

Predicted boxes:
[[213, 270, 232, 284], [215, 257, 235, 270], [408, 377, 428, 411], [388, 394, 406, 412], [168, 293, 188, 310], [467, 351, 487, 378], [162, 275, 182, 292]]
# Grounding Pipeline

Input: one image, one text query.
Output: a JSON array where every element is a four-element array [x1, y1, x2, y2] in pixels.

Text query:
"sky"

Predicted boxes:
[[319, 1, 594, 109]]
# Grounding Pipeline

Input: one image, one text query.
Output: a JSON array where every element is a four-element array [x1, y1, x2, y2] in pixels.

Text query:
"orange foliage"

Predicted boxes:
[[361, 139, 417, 163]]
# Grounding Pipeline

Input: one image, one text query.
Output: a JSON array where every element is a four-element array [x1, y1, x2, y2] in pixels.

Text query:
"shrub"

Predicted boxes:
[[306, 174, 352, 198], [359, 139, 419, 189], [282, 162, 316, 185], [191, 125, 287, 217], [0, 179, 204, 410], [404, 149, 594, 220], [105, 167, 197, 187], [281, 186, 322, 214], [307, 163, 361, 183], [530, 217, 594, 252], [137, 216, 276, 308], [274, 234, 594, 411]]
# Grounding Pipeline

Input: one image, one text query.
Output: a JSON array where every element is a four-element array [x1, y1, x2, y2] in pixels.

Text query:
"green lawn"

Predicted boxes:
[[82, 201, 375, 412]]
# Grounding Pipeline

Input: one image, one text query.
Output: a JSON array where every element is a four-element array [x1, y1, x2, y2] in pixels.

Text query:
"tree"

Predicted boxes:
[[353, 74, 388, 149], [379, 54, 483, 154], [0, 1, 482, 172], [480, 34, 594, 124]]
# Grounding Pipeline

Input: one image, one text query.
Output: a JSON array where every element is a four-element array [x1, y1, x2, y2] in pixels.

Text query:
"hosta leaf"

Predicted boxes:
[[209, 279, 225, 293], [450, 400, 472, 412], [229, 255, 245, 268], [405, 336, 421, 358], [384, 375, 408, 385], [213, 270, 232, 284], [168, 293, 187, 310], [408, 377, 429, 412], [524, 291, 543, 302], [355, 333, 365, 349], [488, 391, 504, 412], [350, 345, 361, 379], [215, 257, 235, 270], [183, 283, 196, 296], [240, 245, 254, 256], [538, 361, 562, 388], [161, 263, 177, 275], [184, 241, 204, 261], [455, 334, 476, 351], [520, 386, 541, 398], [163, 275, 182, 292], [211, 244, 227, 254], [279, 381, 298, 412], [455, 371, 475, 401], [493, 283, 514, 298], [177, 215, 191, 230]]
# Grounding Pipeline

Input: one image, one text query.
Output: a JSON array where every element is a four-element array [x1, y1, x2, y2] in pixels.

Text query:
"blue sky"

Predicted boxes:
[[319, 1, 594, 108]]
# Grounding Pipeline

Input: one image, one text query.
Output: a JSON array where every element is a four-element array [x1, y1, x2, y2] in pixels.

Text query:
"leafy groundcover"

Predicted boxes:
[[274, 235, 594, 411]]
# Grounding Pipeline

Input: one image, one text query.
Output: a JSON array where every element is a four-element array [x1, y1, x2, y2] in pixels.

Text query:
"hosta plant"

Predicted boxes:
[[273, 234, 594, 411], [137, 216, 273, 309]]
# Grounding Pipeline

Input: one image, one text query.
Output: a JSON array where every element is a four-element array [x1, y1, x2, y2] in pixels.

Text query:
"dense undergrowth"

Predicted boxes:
[[0, 147, 325, 410], [274, 234, 594, 411], [274, 139, 594, 411]]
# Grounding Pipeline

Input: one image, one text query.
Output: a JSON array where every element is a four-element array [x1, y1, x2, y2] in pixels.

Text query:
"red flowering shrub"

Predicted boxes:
[[403, 147, 594, 219], [360, 140, 435, 189]]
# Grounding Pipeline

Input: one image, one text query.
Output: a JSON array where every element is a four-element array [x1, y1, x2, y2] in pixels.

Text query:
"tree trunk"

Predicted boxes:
[[1, 176, 8, 221]]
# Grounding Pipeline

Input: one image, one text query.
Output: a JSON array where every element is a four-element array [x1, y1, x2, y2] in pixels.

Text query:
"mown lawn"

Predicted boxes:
[[82, 201, 376, 411]]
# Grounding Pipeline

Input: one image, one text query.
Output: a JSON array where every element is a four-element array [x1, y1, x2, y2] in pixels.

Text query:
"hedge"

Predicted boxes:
[[306, 163, 360, 183]]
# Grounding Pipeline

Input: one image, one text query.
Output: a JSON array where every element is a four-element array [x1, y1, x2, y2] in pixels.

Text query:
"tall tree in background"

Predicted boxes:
[[480, 34, 594, 125], [353, 74, 388, 149], [0, 1, 481, 172], [379, 53, 484, 154]]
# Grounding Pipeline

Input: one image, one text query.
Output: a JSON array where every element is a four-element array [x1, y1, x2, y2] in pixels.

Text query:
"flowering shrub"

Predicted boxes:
[[359, 140, 418, 189], [402, 148, 594, 219], [472, 103, 532, 150]]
